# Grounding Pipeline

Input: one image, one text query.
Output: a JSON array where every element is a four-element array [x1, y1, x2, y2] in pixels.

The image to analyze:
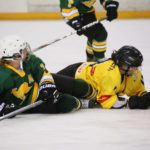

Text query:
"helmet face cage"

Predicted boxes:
[[0, 35, 31, 61], [112, 45, 143, 69]]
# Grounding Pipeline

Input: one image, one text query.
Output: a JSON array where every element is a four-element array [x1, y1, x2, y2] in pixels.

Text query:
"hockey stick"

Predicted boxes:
[[0, 100, 43, 121], [32, 17, 107, 52]]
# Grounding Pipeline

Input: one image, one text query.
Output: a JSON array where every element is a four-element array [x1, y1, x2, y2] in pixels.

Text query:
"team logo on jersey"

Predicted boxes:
[[11, 82, 32, 101], [90, 66, 96, 76]]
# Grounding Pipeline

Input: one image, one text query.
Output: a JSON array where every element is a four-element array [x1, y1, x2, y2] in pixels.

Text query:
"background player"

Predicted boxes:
[[60, 0, 119, 61]]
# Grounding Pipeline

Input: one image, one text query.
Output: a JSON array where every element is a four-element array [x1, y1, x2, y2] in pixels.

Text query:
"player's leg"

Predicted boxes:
[[24, 75, 95, 114], [52, 73, 90, 98], [79, 12, 96, 61], [54, 94, 81, 113], [80, 12, 107, 61], [92, 23, 108, 61], [29, 74, 92, 113], [57, 62, 82, 77], [24, 94, 81, 113], [86, 39, 94, 61]]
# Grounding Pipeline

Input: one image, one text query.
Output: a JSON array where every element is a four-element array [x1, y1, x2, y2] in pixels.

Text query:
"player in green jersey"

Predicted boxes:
[[0, 35, 90, 116], [60, 0, 119, 61]]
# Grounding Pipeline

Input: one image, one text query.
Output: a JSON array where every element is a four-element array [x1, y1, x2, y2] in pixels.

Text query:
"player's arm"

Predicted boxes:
[[60, 0, 84, 35], [127, 72, 150, 109], [97, 71, 145, 109], [96, 83, 127, 109], [95, 72, 127, 109], [60, 0, 80, 21], [25, 54, 48, 83], [97, 94, 127, 109], [27, 54, 54, 87], [25, 54, 57, 103]]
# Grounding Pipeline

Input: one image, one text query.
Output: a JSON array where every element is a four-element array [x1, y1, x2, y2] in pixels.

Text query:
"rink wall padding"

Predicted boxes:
[[0, 11, 150, 20]]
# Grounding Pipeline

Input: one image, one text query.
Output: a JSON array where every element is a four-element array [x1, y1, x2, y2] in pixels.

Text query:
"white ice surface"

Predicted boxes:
[[0, 19, 150, 150]]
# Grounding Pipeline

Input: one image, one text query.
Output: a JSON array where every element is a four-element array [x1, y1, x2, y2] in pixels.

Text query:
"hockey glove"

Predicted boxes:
[[128, 92, 150, 109], [67, 17, 83, 35], [105, 0, 119, 21], [38, 81, 57, 104], [0, 102, 17, 117]]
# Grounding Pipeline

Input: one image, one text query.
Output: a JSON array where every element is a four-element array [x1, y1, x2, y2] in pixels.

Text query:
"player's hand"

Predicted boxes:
[[38, 81, 57, 103], [0, 102, 17, 117], [67, 17, 83, 35], [128, 92, 150, 109], [105, 0, 119, 21]]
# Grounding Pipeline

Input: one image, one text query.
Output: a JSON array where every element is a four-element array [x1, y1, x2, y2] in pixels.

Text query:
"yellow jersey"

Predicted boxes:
[[75, 60, 145, 109]]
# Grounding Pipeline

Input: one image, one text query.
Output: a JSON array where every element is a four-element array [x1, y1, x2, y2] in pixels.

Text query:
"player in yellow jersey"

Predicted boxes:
[[57, 45, 150, 109], [60, 0, 119, 61]]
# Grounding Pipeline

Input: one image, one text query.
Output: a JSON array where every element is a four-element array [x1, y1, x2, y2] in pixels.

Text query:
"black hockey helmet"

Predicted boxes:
[[111, 45, 143, 68]]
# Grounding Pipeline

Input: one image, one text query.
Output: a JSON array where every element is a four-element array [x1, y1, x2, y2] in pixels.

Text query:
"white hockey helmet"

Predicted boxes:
[[0, 35, 31, 60]]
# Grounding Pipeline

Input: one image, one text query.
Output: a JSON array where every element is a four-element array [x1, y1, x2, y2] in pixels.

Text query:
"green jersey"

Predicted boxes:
[[0, 54, 49, 107], [60, 0, 104, 20]]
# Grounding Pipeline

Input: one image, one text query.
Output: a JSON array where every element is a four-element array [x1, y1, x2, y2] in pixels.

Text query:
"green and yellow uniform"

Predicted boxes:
[[59, 0, 107, 60], [0, 54, 53, 107], [75, 60, 145, 108], [60, 0, 119, 21], [60, 0, 104, 20]]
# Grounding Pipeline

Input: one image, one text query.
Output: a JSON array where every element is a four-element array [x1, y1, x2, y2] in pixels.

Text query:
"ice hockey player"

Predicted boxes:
[[0, 35, 90, 117], [57, 45, 150, 109], [59, 0, 119, 61]]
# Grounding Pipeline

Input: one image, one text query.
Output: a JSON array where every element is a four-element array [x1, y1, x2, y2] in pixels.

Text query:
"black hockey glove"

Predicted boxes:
[[38, 81, 58, 104], [128, 92, 150, 109], [105, 0, 119, 21], [67, 17, 83, 35], [0, 102, 17, 117]]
